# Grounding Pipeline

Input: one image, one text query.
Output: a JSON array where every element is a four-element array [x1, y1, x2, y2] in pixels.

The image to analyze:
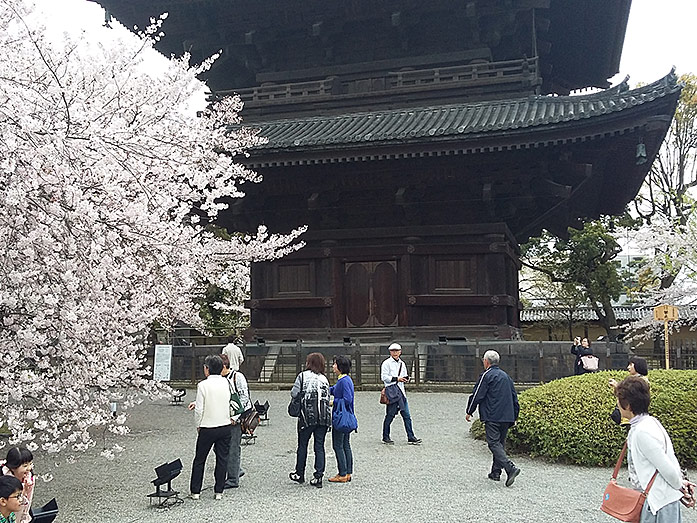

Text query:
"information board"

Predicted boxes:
[[153, 344, 173, 382]]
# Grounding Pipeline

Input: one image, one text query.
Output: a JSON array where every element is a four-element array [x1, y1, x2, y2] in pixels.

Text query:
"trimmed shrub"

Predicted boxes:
[[470, 370, 697, 467]]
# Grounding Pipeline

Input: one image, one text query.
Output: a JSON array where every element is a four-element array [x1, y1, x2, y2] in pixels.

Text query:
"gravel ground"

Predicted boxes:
[[31, 390, 697, 523]]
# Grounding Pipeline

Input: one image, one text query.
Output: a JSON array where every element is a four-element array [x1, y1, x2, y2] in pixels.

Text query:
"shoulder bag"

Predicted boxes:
[[600, 441, 658, 522], [379, 361, 403, 405], [288, 372, 304, 417], [228, 374, 245, 417], [231, 371, 260, 434], [332, 397, 358, 432]]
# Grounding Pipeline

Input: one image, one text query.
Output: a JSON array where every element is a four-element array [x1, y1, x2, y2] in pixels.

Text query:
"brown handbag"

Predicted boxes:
[[600, 442, 658, 522]]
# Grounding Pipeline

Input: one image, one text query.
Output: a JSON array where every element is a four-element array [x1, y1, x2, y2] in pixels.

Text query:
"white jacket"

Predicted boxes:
[[381, 356, 408, 396], [194, 375, 232, 428], [627, 415, 683, 515]]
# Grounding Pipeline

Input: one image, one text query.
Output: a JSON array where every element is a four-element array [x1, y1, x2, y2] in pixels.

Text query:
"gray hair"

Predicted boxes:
[[483, 350, 500, 365]]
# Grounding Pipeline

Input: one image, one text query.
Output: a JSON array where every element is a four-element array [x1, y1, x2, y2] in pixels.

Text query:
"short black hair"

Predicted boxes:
[[204, 354, 223, 375], [334, 355, 351, 374], [5, 447, 33, 470], [629, 356, 648, 376], [0, 475, 22, 499], [615, 376, 650, 415]]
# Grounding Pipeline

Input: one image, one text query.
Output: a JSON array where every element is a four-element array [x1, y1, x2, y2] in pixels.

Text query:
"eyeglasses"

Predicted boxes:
[[7, 493, 27, 503]]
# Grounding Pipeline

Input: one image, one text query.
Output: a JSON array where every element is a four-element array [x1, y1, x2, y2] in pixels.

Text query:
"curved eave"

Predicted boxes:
[[243, 72, 680, 168]]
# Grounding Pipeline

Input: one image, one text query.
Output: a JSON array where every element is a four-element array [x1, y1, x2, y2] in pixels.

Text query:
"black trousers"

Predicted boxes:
[[485, 421, 514, 476], [190, 424, 232, 494]]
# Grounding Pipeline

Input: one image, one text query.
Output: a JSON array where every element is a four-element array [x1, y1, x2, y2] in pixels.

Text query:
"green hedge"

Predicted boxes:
[[470, 370, 697, 467]]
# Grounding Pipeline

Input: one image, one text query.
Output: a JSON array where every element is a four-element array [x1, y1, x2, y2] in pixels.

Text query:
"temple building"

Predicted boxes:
[[95, 1, 680, 345]]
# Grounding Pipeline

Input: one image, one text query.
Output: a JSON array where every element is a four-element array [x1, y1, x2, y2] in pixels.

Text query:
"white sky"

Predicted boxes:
[[613, 0, 697, 86]]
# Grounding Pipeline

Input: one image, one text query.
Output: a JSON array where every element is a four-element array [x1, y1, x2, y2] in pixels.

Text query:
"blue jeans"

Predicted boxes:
[[332, 430, 353, 476], [226, 423, 242, 486], [295, 425, 328, 480], [382, 398, 416, 441], [640, 499, 682, 523]]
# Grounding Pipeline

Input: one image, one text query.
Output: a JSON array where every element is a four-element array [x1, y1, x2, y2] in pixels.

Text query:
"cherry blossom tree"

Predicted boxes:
[[0, 0, 303, 459], [627, 75, 697, 337]]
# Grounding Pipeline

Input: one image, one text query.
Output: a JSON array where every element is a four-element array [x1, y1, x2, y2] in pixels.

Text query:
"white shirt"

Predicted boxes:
[[381, 356, 408, 396], [194, 375, 232, 428], [627, 415, 683, 514], [222, 343, 244, 371]]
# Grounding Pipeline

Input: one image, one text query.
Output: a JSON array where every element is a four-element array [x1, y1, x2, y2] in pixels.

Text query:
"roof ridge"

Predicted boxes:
[[239, 71, 680, 129]]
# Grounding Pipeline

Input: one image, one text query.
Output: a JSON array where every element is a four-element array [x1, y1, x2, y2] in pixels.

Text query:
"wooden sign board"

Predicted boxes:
[[653, 304, 678, 321]]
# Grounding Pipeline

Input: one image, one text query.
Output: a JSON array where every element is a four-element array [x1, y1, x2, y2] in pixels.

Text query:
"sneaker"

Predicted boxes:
[[214, 493, 223, 500], [289, 471, 304, 484], [505, 466, 521, 487], [328, 474, 349, 483], [309, 476, 323, 488], [223, 482, 239, 489], [189, 493, 200, 500], [487, 472, 501, 481], [408, 438, 422, 445], [382, 438, 394, 445]]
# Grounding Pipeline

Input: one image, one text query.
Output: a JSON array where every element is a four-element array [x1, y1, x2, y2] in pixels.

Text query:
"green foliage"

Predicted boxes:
[[521, 215, 642, 338], [470, 419, 486, 440], [196, 282, 249, 336], [469, 370, 697, 466]]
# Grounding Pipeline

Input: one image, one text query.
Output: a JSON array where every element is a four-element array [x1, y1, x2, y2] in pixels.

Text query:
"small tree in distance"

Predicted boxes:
[[0, 0, 304, 460]]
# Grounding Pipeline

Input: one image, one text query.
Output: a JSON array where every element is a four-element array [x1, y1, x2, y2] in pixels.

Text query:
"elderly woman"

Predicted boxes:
[[615, 377, 691, 522], [289, 352, 332, 488], [188, 354, 232, 500]]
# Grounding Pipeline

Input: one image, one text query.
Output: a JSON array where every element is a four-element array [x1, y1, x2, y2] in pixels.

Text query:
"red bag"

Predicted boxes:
[[379, 388, 388, 405], [600, 442, 657, 522]]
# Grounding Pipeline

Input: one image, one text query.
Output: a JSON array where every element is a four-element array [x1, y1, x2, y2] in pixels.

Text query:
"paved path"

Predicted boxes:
[[36, 390, 697, 523]]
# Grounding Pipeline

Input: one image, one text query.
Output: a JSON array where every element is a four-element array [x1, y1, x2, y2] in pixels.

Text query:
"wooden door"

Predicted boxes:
[[344, 261, 399, 327]]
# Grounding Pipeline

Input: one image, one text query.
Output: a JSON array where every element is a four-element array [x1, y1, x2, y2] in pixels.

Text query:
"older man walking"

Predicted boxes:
[[465, 350, 520, 486]]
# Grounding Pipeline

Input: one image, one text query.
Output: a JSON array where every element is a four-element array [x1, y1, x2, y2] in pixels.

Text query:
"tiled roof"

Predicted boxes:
[[520, 307, 649, 322], [520, 305, 697, 323], [246, 71, 680, 156]]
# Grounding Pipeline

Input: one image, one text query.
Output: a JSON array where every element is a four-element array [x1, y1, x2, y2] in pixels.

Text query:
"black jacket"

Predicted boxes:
[[466, 365, 519, 423], [570, 343, 594, 375]]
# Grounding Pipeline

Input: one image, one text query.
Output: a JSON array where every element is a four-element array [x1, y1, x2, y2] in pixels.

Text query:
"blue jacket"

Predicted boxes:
[[466, 365, 519, 423], [330, 375, 355, 415]]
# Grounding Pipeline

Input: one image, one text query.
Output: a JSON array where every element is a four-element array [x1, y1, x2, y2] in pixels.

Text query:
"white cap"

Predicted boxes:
[[388, 342, 402, 352]]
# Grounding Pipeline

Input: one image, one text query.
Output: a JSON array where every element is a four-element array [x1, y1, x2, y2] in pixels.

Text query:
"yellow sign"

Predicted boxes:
[[653, 304, 678, 370], [653, 304, 678, 322]]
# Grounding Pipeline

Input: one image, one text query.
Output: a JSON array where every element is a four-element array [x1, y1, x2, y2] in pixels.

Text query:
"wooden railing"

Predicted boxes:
[[221, 57, 539, 105], [235, 78, 337, 102], [387, 57, 537, 89]]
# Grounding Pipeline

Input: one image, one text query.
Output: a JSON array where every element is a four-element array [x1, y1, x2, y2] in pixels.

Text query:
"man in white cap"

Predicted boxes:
[[380, 342, 422, 445]]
